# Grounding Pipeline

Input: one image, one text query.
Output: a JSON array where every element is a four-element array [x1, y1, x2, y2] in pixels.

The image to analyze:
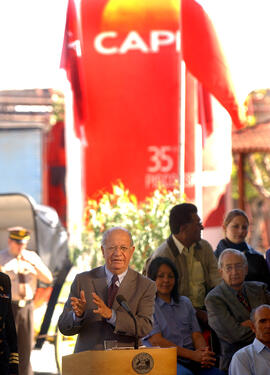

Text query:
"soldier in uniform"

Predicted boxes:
[[0, 227, 53, 375], [0, 271, 19, 374]]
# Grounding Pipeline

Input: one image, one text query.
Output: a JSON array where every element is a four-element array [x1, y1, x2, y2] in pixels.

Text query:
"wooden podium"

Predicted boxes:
[[62, 347, 177, 375]]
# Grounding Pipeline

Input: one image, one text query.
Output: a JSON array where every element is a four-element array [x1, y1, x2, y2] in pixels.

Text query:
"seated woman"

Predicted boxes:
[[215, 209, 270, 287], [143, 256, 225, 375]]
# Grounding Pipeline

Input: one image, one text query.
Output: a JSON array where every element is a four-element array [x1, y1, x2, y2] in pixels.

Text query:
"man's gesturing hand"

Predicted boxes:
[[92, 292, 112, 319], [71, 290, 87, 317]]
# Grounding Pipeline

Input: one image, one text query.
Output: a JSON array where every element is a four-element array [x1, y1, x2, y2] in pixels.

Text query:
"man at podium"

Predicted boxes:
[[58, 227, 156, 351]]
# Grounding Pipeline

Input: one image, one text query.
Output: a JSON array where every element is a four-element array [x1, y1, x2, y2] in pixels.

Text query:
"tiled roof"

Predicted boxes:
[[232, 122, 270, 153]]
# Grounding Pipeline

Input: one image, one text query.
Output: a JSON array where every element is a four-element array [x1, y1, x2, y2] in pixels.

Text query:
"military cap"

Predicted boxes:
[[8, 226, 30, 243]]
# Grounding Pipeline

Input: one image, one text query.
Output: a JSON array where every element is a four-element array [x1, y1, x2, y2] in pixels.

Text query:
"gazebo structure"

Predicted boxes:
[[232, 122, 270, 210]]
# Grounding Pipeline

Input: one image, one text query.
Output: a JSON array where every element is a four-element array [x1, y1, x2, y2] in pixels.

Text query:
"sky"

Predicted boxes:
[[0, 0, 269, 105], [0, 0, 67, 90], [200, 0, 270, 104]]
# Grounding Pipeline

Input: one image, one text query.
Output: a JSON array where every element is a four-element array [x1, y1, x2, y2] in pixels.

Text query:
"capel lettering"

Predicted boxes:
[[94, 30, 180, 55], [151, 31, 176, 52], [94, 31, 118, 55], [119, 31, 148, 53]]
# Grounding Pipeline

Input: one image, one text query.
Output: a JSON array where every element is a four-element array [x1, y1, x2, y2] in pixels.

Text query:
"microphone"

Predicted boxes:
[[116, 295, 132, 314], [116, 295, 139, 349]]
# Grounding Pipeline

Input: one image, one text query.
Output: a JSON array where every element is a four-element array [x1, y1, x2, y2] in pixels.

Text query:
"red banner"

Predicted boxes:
[[77, 0, 180, 200], [62, 0, 242, 204]]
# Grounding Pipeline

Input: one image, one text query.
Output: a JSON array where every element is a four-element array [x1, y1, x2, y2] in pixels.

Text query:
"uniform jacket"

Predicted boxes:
[[205, 280, 270, 371], [58, 266, 156, 352], [0, 272, 19, 374], [144, 235, 221, 302]]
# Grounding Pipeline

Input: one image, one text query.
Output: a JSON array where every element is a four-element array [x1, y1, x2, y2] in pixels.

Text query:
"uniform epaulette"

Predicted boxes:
[[9, 352, 19, 364]]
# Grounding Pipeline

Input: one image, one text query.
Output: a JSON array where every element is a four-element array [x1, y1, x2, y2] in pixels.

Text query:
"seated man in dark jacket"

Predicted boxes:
[[205, 249, 270, 372]]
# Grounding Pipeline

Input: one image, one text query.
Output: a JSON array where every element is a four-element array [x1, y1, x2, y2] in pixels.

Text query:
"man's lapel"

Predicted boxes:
[[245, 282, 262, 309], [112, 268, 136, 310], [92, 266, 108, 302], [222, 281, 250, 317]]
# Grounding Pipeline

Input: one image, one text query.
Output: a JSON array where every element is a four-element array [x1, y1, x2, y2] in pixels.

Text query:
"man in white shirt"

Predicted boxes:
[[229, 304, 270, 375]]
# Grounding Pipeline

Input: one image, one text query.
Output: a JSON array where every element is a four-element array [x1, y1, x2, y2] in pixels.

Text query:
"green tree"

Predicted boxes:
[[70, 181, 183, 272]]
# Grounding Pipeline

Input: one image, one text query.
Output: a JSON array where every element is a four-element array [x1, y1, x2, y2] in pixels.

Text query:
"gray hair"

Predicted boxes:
[[250, 304, 270, 323], [101, 227, 134, 247], [218, 248, 248, 269]]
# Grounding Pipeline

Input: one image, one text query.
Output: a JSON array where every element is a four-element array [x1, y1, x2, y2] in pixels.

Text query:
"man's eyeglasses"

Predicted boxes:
[[107, 245, 130, 252], [222, 263, 245, 273]]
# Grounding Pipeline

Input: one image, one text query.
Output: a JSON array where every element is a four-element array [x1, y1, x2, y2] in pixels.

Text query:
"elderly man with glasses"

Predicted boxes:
[[205, 248, 270, 373], [58, 227, 156, 352]]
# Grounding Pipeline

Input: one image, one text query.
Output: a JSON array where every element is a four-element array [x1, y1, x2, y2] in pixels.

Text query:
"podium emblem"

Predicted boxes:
[[132, 352, 154, 374]]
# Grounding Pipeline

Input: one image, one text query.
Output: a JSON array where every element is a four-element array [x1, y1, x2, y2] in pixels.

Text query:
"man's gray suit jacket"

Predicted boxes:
[[205, 280, 270, 371], [58, 266, 156, 352]]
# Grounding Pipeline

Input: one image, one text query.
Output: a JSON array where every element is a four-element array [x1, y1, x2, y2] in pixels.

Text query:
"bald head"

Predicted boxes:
[[251, 304, 270, 347], [101, 227, 133, 247]]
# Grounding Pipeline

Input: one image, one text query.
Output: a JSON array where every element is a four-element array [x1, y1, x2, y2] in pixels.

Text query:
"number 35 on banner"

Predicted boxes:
[[147, 146, 177, 173]]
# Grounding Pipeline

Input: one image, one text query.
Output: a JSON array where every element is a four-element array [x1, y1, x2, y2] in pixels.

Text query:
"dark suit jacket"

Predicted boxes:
[[58, 266, 156, 352], [0, 272, 18, 374], [205, 280, 270, 371]]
